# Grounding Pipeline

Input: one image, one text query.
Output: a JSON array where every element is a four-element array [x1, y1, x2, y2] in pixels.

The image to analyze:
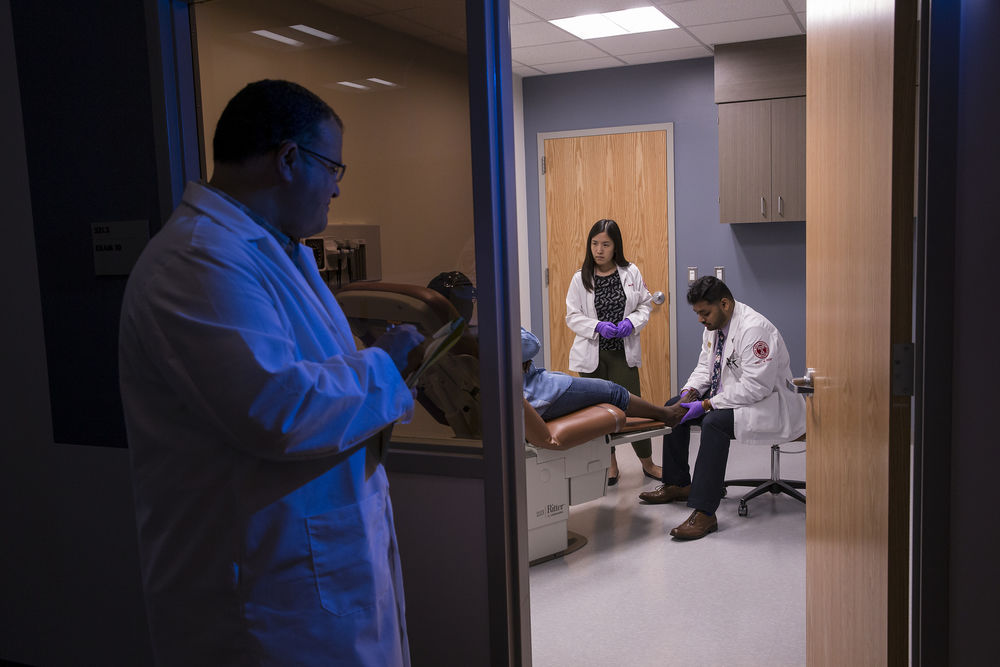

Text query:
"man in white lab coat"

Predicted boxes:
[[639, 276, 805, 539], [119, 80, 421, 665]]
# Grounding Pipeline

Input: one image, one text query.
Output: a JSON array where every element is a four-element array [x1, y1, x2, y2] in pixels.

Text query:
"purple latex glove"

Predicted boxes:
[[372, 324, 424, 373], [615, 319, 634, 338], [678, 400, 706, 424], [595, 321, 617, 339]]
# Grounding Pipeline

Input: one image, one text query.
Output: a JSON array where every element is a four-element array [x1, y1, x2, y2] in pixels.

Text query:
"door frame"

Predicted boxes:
[[535, 123, 679, 393]]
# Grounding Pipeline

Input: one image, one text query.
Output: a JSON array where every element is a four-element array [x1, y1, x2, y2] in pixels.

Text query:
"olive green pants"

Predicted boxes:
[[580, 347, 652, 459]]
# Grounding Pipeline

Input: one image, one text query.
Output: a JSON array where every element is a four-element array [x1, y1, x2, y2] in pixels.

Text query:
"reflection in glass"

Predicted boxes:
[[194, 0, 480, 446]]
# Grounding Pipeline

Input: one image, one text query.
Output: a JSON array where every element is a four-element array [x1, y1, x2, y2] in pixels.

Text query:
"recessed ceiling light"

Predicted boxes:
[[550, 6, 678, 40], [603, 7, 678, 34], [366, 78, 398, 87], [251, 30, 304, 47], [289, 24, 340, 42], [338, 81, 370, 90], [551, 14, 626, 39]]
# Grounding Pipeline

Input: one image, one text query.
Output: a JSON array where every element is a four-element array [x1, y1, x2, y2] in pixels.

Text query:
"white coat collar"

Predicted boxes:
[[180, 181, 274, 244]]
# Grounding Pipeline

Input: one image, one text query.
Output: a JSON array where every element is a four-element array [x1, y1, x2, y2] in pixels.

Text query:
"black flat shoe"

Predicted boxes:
[[643, 468, 662, 481], [607, 471, 620, 486]]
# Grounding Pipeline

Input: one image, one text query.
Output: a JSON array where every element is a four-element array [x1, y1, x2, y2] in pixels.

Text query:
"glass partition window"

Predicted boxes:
[[194, 0, 480, 447]]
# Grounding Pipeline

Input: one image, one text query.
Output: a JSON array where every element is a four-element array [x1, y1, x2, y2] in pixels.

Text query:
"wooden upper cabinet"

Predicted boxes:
[[770, 96, 806, 221], [719, 96, 806, 223], [715, 35, 806, 224], [719, 100, 771, 223]]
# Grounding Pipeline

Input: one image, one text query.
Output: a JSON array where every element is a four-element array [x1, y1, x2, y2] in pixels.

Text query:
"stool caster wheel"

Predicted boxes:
[[738, 500, 748, 517]]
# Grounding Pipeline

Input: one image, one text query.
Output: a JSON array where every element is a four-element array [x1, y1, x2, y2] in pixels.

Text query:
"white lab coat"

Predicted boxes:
[[119, 182, 413, 666], [682, 301, 805, 443], [565, 263, 652, 372]]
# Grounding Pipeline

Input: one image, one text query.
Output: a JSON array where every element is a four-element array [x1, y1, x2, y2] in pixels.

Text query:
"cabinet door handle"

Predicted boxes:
[[760, 196, 766, 217], [778, 195, 784, 217]]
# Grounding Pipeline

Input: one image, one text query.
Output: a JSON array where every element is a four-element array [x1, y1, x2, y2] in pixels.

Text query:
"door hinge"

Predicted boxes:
[[541, 156, 546, 174], [544, 267, 549, 287], [892, 342, 914, 396]]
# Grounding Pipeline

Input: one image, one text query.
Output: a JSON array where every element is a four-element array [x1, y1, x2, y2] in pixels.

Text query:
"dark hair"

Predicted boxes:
[[686, 276, 734, 305], [427, 271, 477, 322], [212, 79, 343, 164], [581, 219, 630, 292]]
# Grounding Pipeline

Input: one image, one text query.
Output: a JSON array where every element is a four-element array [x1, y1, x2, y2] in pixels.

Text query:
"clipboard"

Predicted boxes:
[[405, 316, 467, 388]]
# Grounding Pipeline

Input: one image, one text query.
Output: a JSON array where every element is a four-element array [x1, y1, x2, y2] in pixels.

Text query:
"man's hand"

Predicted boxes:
[[595, 321, 617, 339], [662, 402, 688, 427], [372, 324, 424, 375], [615, 319, 634, 338], [678, 401, 706, 424]]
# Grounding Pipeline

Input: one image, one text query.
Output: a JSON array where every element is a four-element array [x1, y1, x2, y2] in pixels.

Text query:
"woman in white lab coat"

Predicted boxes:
[[565, 219, 661, 484]]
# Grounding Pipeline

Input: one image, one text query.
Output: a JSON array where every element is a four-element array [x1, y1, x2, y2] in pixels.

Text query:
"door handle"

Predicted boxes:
[[787, 368, 815, 395], [650, 291, 666, 305], [778, 195, 784, 217], [760, 196, 767, 218]]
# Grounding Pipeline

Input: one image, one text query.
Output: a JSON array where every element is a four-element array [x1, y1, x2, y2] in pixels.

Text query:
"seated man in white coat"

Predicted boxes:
[[119, 80, 422, 665], [639, 276, 805, 540]]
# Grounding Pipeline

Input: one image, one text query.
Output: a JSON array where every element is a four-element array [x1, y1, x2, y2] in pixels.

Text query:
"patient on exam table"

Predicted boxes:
[[521, 328, 675, 424]]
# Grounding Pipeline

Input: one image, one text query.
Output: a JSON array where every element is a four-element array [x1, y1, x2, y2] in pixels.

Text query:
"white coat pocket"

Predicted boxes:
[[306, 491, 390, 616]]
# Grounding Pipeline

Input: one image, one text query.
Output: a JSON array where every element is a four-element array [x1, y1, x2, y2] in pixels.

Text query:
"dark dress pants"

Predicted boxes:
[[660, 394, 736, 515]]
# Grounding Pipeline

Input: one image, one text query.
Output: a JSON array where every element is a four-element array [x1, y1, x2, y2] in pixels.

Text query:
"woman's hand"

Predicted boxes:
[[595, 321, 618, 339], [615, 319, 633, 338]]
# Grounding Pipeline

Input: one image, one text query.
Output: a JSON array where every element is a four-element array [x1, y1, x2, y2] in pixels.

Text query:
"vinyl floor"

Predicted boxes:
[[528, 430, 807, 667]]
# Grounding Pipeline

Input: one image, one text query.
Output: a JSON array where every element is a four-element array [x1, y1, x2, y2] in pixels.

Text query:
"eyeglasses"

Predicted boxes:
[[299, 145, 347, 182]]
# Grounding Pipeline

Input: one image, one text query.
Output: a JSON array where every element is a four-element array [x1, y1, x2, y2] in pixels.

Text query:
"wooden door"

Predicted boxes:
[[771, 96, 806, 221], [542, 131, 671, 405], [719, 100, 771, 223], [806, 1, 917, 664]]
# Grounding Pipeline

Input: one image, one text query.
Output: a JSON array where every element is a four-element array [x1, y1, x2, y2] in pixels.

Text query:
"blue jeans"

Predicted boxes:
[[660, 394, 736, 514], [539, 376, 630, 420]]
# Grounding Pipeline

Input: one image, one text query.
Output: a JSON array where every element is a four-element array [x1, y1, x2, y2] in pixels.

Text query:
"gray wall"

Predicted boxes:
[[521, 57, 806, 381]]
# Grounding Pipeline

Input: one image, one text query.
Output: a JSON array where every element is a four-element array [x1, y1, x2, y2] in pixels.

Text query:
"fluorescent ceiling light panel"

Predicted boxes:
[[338, 81, 370, 90], [366, 78, 398, 87], [289, 24, 340, 41], [604, 7, 678, 34], [551, 6, 678, 39], [551, 14, 626, 39], [251, 30, 304, 47]]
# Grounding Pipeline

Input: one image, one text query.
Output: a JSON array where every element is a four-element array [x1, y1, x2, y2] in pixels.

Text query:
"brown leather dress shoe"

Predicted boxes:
[[638, 484, 691, 504], [670, 509, 718, 540]]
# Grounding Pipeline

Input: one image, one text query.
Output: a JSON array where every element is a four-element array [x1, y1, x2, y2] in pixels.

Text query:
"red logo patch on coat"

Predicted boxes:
[[752, 340, 769, 359]]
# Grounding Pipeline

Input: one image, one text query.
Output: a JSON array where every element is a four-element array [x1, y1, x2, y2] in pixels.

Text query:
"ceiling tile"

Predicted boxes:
[[361, 0, 424, 10], [512, 40, 607, 65], [589, 27, 699, 55], [514, 0, 643, 21], [511, 21, 575, 48], [513, 62, 545, 76], [788, 0, 807, 11], [365, 12, 438, 38], [618, 45, 712, 64], [660, 0, 790, 26], [688, 14, 802, 46], [314, 0, 384, 16], [535, 56, 627, 74], [510, 4, 541, 24], [395, 4, 466, 36]]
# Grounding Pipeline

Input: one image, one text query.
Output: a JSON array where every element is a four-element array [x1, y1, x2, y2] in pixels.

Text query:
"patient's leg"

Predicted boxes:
[[624, 394, 675, 425]]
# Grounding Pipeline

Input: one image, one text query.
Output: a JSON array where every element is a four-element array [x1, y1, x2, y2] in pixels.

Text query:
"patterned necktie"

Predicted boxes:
[[709, 330, 726, 397]]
